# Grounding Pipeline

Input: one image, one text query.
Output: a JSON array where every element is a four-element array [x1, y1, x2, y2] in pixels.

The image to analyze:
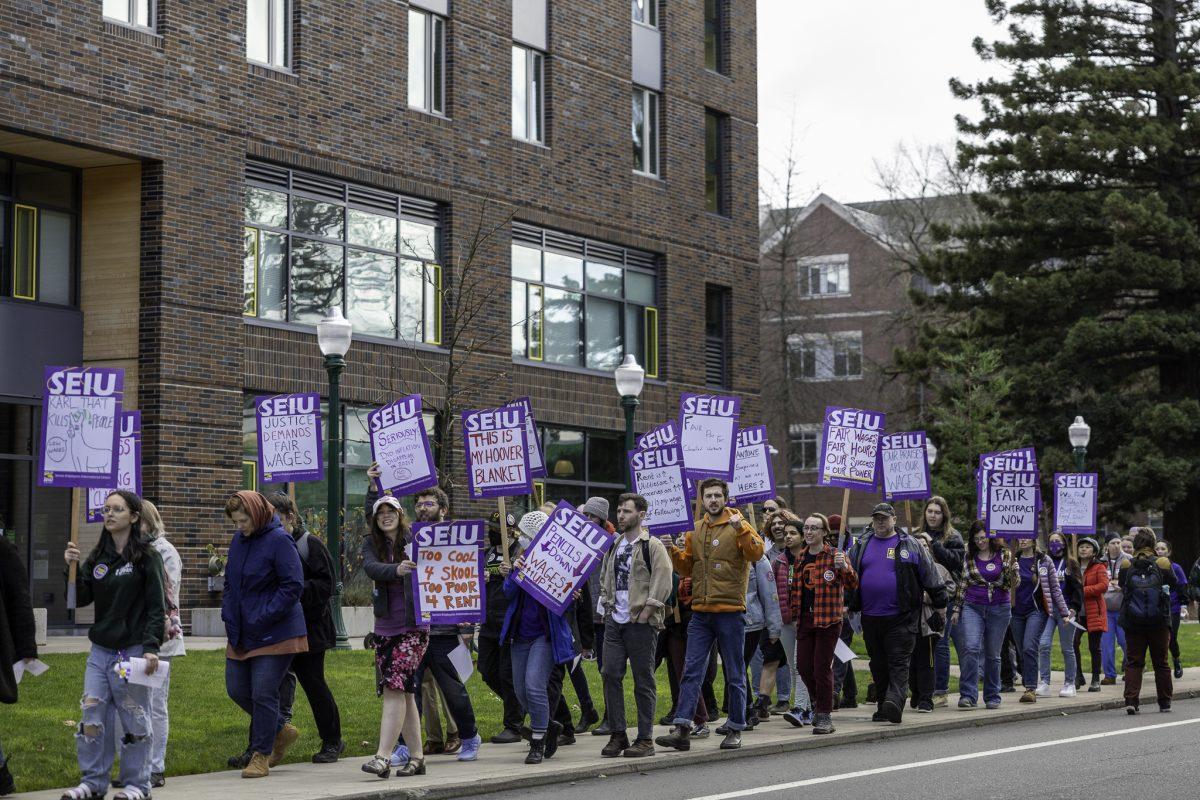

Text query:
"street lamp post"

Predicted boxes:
[[925, 439, 938, 471], [1068, 415, 1091, 471], [317, 308, 353, 650], [614, 354, 646, 492]]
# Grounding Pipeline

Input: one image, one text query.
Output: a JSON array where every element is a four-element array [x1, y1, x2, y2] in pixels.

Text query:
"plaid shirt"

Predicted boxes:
[[787, 545, 859, 628], [954, 550, 1018, 605]]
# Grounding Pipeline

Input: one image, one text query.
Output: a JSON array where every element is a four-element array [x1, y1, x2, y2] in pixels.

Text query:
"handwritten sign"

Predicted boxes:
[[411, 520, 486, 624], [256, 392, 323, 483], [506, 397, 547, 479], [817, 406, 885, 491], [978, 447, 1040, 528], [985, 470, 1039, 538], [86, 411, 142, 522], [1053, 473, 1097, 535], [369, 395, 437, 496], [880, 431, 931, 502], [38, 366, 125, 488], [679, 393, 741, 479], [462, 406, 532, 498], [729, 426, 776, 505], [629, 440, 693, 538], [513, 500, 614, 616]]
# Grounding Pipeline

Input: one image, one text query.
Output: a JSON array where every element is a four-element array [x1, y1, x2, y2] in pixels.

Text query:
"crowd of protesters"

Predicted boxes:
[[1, 479, 1192, 797]]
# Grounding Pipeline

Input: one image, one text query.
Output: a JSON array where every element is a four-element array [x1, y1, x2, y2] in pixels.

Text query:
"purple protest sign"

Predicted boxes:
[[637, 419, 679, 451], [513, 500, 614, 616], [1053, 473, 1098, 535], [411, 520, 487, 625], [880, 431, 931, 502], [985, 469, 1040, 538], [256, 393, 324, 483], [506, 397, 547, 479], [461, 406, 533, 499], [38, 366, 125, 488], [369, 394, 437, 496], [629, 441, 693, 537], [979, 447, 1037, 471], [729, 426, 776, 505], [87, 411, 142, 522], [817, 406, 886, 491], [679, 394, 741, 479]]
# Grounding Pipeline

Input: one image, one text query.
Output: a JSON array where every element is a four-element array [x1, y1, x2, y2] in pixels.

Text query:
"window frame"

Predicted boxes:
[[631, 0, 657, 28], [0, 154, 81, 308], [704, 109, 728, 215], [787, 332, 863, 382], [632, 86, 661, 178], [103, 0, 153, 29], [538, 425, 626, 517], [704, 283, 731, 389], [704, 0, 726, 74], [512, 43, 546, 145], [798, 254, 850, 298], [408, 8, 447, 116], [246, 0, 291, 70], [788, 424, 820, 473]]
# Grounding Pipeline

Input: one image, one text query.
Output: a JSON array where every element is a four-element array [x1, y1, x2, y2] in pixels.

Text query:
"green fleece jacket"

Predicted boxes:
[[73, 540, 166, 654]]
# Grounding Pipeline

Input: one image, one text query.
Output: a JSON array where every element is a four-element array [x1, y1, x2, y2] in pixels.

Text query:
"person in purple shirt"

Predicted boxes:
[[1154, 539, 1188, 679], [952, 522, 1018, 710], [846, 503, 947, 725]]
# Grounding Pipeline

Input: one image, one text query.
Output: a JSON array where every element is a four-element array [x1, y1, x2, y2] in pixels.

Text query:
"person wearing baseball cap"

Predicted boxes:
[[479, 509, 523, 744], [845, 502, 947, 724]]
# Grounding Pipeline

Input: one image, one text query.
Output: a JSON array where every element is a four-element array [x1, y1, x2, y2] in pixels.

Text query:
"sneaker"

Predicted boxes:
[[622, 738, 655, 758], [524, 738, 545, 765], [880, 700, 902, 723], [799, 708, 814, 725], [932, 694, 948, 708], [444, 734, 462, 755], [1034, 683, 1051, 697], [689, 724, 711, 739], [150, 772, 166, 789], [1125, 704, 1139, 715], [0, 760, 15, 796], [456, 734, 482, 762], [1088, 679, 1102, 693], [389, 742, 410, 768], [1100, 676, 1116, 685], [1174, 660, 1183, 679], [654, 725, 692, 751], [1159, 701, 1172, 713], [715, 722, 731, 735], [865, 684, 878, 704], [574, 708, 600, 734], [490, 728, 522, 744], [916, 702, 933, 713], [719, 730, 742, 750], [1000, 683, 1015, 693], [1059, 684, 1076, 698], [227, 748, 253, 769], [601, 732, 631, 758], [985, 700, 1001, 710], [771, 701, 791, 715], [782, 709, 804, 728], [658, 713, 674, 726], [1020, 689, 1037, 703], [556, 731, 576, 747], [958, 697, 976, 710], [812, 713, 835, 734], [312, 740, 346, 764]]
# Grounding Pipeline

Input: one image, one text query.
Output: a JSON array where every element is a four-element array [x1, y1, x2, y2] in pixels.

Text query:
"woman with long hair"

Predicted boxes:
[[1009, 536, 1072, 703], [1035, 532, 1079, 697], [221, 491, 308, 779], [1153, 538, 1188, 679], [952, 522, 1017, 710], [916, 496, 965, 708], [360, 496, 428, 778], [1073, 537, 1109, 692], [61, 490, 165, 800]]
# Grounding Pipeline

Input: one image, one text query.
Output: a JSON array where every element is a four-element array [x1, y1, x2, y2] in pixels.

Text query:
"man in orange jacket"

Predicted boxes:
[[655, 478, 764, 752]]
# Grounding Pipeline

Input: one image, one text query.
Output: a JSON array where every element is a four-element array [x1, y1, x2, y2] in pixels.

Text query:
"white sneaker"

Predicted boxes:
[[1059, 684, 1076, 698], [1034, 682, 1051, 697]]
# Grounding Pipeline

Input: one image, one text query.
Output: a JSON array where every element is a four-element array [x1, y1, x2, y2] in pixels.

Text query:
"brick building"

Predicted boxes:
[[0, 0, 760, 629]]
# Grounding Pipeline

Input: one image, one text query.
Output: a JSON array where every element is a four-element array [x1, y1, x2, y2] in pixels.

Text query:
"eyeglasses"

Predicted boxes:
[[802, 525, 823, 532], [101, 507, 127, 516], [415, 501, 438, 509], [763, 506, 778, 514]]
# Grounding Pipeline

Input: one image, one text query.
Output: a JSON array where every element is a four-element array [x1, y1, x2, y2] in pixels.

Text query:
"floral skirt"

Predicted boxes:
[[367, 631, 429, 695]]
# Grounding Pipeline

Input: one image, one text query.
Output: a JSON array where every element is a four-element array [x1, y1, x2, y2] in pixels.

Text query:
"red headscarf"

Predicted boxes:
[[232, 490, 274, 534]]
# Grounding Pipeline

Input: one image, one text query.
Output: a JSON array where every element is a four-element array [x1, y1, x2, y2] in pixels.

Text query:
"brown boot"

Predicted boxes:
[[242, 752, 270, 778], [268, 723, 300, 767]]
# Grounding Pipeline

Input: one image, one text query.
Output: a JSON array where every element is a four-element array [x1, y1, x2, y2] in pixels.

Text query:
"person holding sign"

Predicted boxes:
[[596, 493, 673, 758], [1, 527, 40, 796], [655, 478, 764, 753], [61, 490, 165, 800], [950, 522, 1017, 710], [1037, 532, 1080, 698], [846, 503, 947, 725], [1009, 536, 1072, 704], [360, 497, 429, 779]]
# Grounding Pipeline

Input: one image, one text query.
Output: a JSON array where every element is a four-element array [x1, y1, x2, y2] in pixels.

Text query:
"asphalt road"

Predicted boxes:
[[459, 702, 1200, 800]]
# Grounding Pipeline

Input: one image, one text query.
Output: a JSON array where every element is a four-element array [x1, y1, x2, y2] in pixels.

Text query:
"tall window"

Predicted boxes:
[[631, 0, 656, 26], [247, 0, 290, 68], [704, 109, 727, 214], [788, 332, 863, 381], [799, 255, 850, 297], [242, 161, 442, 345], [0, 157, 77, 306], [103, 0, 152, 28], [512, 44, 545, 144], [788, 424, 819, 472], [704, 0, 725, 73], [632, 87, 660, 177], [408, 9, 446, 115], [704, 284, 730, 388], [535, 426, 625, 518], [511, 224, 658, 376]]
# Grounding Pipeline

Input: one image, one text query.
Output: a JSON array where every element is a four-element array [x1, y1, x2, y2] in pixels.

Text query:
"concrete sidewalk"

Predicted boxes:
[[18, 670, 1200, 800]]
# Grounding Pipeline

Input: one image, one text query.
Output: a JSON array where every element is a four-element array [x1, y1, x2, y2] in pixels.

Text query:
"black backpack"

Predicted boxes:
[[1120, 558, 1169, 629]]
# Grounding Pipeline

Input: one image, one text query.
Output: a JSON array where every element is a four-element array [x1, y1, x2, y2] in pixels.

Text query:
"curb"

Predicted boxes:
[[370, 688, 1200, 800]]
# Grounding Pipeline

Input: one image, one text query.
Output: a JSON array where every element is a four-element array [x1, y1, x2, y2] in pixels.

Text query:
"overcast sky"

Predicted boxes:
[[757, 1, 1002, 205]]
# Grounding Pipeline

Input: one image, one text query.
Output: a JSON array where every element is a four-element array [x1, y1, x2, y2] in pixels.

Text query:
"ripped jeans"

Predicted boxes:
[[78, 644, 152, 795]]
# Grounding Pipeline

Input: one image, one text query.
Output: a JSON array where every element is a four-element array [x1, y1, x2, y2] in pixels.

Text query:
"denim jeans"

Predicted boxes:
[[958, 603, 1012, 705], [1038, 612, 1078, 686], [78, 644, 152, 795], [674, 611, 748, 730], [416, 633, 479, 740], [1009, 609, 1046, 689], [778, 621, 809, 710], [511, 637, 555, 733], [225, 653, 294, 756], [1101, 610, 1127, 678]]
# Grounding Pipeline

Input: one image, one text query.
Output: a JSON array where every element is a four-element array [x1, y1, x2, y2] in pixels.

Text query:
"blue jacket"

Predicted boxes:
[[499, 574, 576, 665], [221, 515, 308, 652]]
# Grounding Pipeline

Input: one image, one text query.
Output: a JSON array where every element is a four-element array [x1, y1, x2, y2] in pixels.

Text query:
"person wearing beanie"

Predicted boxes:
[[1153, 539, 1188, 678], [1119, 528, 1179, 713], [1073, 537, 1109, 692], [1099, 534, 1131, 685], [479, 509, 523, 743]]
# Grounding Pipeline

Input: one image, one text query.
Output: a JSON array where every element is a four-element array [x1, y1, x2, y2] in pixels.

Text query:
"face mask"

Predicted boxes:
[[1048, 542, 1065, 557]]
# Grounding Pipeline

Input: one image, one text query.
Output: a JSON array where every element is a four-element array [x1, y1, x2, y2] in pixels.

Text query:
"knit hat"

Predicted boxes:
[[1077, 536, 1100, 552], [579, 496, 610, 521], [827, 514, 843, 534], [518, 511, 549, 544]]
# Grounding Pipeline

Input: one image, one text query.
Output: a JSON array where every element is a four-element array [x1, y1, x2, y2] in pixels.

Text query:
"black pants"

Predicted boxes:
[[567, 656, 598, 719], [277, 669, 297, 724], [1169, 612, 1182, 661], [860, 612, 918, 717], [1001, 626, 1019, 686], [547, 662, 574, 730], [1074, 629, 1103, 685], [833, 620, 858, 703], [291, 650, 342, 744], [478, 635, 522, 732], [908, 633, 936, 708], [416, 633, 479, 740]]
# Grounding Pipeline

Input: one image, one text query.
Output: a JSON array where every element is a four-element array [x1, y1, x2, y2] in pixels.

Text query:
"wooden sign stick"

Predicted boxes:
[[839, 489, 850, 538], [67, 488, 81, 616], [498, 496, 511, 567], [905, 501, 913, 535]]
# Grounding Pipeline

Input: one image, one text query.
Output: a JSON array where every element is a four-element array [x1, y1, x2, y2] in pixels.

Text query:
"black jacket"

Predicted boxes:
[[846, 530, 948, 616], [481, 541, 520, 638], [1, 537, 38, 703], [292, 526, 336, 653], [926, 526, 966, 581]]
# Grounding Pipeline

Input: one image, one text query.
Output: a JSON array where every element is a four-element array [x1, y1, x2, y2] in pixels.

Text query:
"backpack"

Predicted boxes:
[[1120, 558, 1169, 629]]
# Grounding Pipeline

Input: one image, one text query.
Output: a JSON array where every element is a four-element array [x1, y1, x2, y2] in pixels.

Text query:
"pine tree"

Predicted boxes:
[[913, 0, 1200, 564]]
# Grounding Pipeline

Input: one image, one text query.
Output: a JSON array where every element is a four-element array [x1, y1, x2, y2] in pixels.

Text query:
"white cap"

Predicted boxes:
[[372, 496, 402, 515]]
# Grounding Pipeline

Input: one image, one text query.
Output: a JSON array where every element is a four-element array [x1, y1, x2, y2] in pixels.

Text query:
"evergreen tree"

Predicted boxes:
[[910, 0, 1200, 564]]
